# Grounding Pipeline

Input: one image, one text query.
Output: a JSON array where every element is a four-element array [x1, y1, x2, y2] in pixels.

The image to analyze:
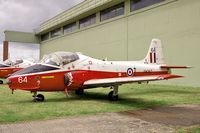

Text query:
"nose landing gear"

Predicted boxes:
[[32, 92, 45, 102], [108, 85, 119, 101]]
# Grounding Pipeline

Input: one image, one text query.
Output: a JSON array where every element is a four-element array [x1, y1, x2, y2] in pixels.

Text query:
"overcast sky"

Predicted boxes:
[[0, 0, 84, 61]]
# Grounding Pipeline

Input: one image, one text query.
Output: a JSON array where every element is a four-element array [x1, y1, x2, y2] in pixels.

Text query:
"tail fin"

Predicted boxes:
[[143, 39, 165, 65]]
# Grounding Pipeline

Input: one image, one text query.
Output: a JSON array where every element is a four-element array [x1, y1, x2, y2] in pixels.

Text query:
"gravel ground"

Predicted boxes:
[[1, 104, 200, 133]]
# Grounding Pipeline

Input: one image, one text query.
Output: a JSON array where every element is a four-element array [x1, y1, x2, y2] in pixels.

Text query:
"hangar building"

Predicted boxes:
[[3, 0, 200, 86]]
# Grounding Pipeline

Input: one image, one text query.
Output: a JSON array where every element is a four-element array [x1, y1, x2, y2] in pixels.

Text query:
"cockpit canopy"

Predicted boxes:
[[10, 52, 79, 76], [3, 59, 24, 66], [0, 59, 27, 68], [14, 59, 23, 65], [40, 52, 79, 67]]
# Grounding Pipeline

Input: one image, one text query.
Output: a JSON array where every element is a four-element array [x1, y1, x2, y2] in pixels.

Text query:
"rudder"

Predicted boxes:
[[143, 39, 165, 65]]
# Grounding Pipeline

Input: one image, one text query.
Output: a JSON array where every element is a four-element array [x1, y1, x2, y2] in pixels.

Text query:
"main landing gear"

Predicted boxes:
[[0, 80, 3, 84], [32, 92, 45, 102], [75, 89, 84, 95], [108, 85, 119, 101]]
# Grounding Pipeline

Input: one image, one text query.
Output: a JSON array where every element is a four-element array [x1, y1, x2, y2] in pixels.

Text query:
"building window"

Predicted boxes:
[[63, 22, 77, 34], [79, 14, 96, 29], [131, 0, 165, 11], [41, 33, 49, 41], [100, 3, 124, 21], [51, 28, 61, 38]]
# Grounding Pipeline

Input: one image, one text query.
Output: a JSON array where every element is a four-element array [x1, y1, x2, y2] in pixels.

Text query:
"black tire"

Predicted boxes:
[[108, 91, 113, 100], [108, 91, 118, 101], [75, 89, 84, 95], [0, 80, 3, 84], [36, 94, 45, 102]]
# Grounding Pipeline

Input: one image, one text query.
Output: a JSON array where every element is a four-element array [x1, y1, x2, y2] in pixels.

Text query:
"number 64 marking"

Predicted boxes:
[[18, 76, 27, 83]]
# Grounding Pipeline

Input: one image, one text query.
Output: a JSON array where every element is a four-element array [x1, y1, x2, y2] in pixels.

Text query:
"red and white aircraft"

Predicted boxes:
[[0, 59, 33, 84], [7, 39, 190, 101]]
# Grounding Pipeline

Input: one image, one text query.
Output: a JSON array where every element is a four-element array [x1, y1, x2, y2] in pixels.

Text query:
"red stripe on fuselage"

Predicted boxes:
[[8, 70, 169, 91]]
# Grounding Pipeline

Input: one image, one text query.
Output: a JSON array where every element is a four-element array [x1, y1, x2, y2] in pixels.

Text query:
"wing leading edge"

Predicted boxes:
[[160, 66, 192, 69], [84, 74, 182, 87]]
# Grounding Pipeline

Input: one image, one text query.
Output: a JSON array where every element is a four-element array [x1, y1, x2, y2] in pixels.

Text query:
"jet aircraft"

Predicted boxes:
[[0, 59, 33, 84], [7, 39, 191, 101]]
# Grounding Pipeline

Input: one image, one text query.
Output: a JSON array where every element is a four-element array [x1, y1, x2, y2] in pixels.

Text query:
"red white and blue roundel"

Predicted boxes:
[[127, 68, 134, 76]]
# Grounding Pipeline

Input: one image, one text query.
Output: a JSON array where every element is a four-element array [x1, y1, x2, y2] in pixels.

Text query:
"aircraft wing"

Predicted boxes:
[[160, 65, 192, 69], [84, 74, 182, 87]]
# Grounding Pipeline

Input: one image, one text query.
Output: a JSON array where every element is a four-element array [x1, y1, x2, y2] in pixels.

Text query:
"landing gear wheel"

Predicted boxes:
[[75, 89, 84, 95], [108, 91, 118, 101], [0, 80, 3, 84], [32, 92, 45, 102], [36, 94, 45, 102]]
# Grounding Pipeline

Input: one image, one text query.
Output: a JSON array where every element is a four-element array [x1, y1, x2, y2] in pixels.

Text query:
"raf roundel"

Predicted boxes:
[[127, 68, 134, 76]]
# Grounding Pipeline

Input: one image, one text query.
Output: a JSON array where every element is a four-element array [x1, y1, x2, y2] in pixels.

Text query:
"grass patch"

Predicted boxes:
[[0, 84, 200, 123], [176, 126, 200, 133]]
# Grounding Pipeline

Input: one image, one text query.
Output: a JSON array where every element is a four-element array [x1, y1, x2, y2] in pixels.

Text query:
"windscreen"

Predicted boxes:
[[11, 64, 59, 76], [41, 54, 60, 66]]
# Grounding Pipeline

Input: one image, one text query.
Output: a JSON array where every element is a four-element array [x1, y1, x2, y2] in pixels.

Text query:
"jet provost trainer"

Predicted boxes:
[[7, 39, 191, 101]]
